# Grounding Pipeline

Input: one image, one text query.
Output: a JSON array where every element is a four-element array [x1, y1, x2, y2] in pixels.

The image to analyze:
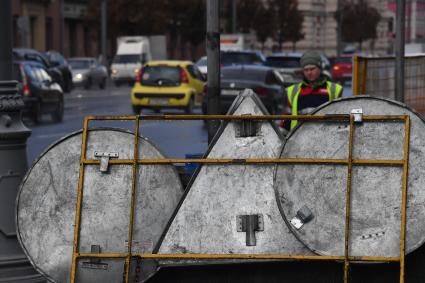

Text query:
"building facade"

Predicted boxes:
[[12, 0, 99, 58], [388, 0, 425, 44], [281, 0, 393, 56]]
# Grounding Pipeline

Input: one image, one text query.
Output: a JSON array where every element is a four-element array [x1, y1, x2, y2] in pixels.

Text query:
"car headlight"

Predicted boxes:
[[76, 73, 83, 79]]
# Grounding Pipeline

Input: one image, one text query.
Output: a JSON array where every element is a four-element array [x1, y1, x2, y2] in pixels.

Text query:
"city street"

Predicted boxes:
[[25, 81, 353, 166], [25, 82, 209, 166]]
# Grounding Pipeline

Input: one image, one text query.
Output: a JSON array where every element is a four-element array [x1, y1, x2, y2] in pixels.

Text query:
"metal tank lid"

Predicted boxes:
[[275, 95, 425, 257], [16, 128, 183, 282], [156, 89, 312, 264]]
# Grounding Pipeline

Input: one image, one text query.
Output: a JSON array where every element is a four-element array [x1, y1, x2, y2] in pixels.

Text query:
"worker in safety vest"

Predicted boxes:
[[283, 51, 343, 130]]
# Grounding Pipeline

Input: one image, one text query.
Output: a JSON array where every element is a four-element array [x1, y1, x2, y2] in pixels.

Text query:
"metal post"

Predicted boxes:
[[206, 0, 220, 142], [101, 0, 107, 65], [232, 0, 237, 33], [0, 1, 13, 80], [395, 0, 405, 103], [0, 1, 39, 282], [60, 0, 64, 53], [336, 0, 342, 57]]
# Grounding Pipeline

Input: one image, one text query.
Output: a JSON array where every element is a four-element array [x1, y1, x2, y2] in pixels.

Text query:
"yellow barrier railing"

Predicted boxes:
[[70, 114, 410, 283]]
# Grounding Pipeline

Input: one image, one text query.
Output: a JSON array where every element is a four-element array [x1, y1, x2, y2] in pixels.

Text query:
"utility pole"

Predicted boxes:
[[60, 0, 64, 53], [395, 0, 405, 102], [101, 0, 107, 65], [0, 0, 38, 281], [232, 0, 237, 33], [336, 0, 343, 56], [206, 0, 220, 142]]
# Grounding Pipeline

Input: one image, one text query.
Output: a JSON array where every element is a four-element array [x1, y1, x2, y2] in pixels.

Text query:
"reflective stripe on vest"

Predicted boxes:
[[287, 81, 342, 129]]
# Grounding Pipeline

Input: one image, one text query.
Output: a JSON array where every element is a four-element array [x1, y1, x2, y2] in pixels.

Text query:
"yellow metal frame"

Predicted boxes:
[[70, 114, 410, 283]]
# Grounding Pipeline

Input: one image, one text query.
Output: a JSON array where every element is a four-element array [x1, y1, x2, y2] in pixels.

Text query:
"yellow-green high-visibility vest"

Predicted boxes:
[[287, 81, 343, 129]]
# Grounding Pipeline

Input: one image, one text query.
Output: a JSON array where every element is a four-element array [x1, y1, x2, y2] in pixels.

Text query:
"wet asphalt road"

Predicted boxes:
[[25, 82, 208, 166]]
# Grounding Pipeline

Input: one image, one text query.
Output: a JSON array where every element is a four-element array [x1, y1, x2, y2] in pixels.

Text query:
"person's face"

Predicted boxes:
[[303, 66, 321, 82]]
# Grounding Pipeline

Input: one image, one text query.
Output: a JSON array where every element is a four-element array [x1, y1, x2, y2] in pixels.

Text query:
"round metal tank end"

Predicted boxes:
[[275, 96, 425, 258], [16, 129, 183, 282]]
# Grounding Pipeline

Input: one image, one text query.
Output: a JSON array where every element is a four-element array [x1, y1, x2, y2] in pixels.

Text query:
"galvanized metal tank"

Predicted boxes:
[[275, 96, 425, 258], [16, 128, 183, 282], [156, 90, 312, 264]]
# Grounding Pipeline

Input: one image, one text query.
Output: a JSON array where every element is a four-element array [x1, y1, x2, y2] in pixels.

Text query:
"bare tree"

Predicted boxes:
[[253, 1, 275, 52], [180, 0, 206, 60], [269, 0, 304, 51], [236, 0, 262, 33], [341, 1, 381, 51]]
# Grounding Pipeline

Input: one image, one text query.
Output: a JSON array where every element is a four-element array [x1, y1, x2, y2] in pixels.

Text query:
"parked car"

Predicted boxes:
[[202, 65, 287, 115], [331, 55, 353, 84], [68, 57, 108, 89], [266, 52, 332, 82], [13, 48, 65, 92], [12, 60, 64, 123], [44, 50, 73, 93], [196, 56, 208, 76], [220, 50, 266, 66], [130, 60, 206, 114]]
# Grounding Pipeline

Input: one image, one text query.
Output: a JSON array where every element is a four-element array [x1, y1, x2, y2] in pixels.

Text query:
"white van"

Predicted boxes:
[[110, 36, 152, 86]]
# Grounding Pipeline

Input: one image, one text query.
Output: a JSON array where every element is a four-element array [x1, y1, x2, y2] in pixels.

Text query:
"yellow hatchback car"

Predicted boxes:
[[131, 60, 206, 113]]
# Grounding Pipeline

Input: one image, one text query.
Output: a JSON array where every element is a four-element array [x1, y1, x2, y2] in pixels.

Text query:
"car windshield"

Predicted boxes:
[[69, 60, 90, 69], [196, 57, 207, 67], [113, 54, 140, 64], [221, 52, 264, 65], [334, 57, 352, 64], [141, 66, 181, 86], [221, 68, 266, 83], [266, 57, 301, 68]]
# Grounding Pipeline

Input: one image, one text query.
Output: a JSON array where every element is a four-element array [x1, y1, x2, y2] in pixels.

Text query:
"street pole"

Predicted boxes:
[[395, 0, 405, 102], [206, 0, 220, 142], [336, 0, 342, 56], [101, 0, 107, 65], [0, 1, 13, 80], [0, 0, 38, 281], [60, 0, 64, 53], [232, 0, 237, 34]]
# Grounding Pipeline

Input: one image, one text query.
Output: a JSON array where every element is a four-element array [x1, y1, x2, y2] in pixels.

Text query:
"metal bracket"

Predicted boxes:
[[351, 108, 363, 123], [234, 115, 260, 137], [237, 214, 264, 246], [290, 205, 314, 230], [81, 245, 108, 270], [94, 151, 118, 173]]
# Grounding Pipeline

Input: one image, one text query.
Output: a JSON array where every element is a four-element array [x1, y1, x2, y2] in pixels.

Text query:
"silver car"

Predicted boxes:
[[68, 57, 108, 89]]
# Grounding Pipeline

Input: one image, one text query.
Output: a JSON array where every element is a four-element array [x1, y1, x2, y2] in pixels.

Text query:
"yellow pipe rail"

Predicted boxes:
[[75, 252, 400, 262], [81, 158, 404, 166], [84, 114, 407, 121], [399, 115, 411, 282], [343, 115, 355, 282]]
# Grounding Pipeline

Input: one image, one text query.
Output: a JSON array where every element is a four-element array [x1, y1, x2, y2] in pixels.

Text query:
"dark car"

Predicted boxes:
[[13, 48, 65, 92], [266, 52, 332, 82], [12, 61, 64, 123], [44, 50, 73, 92], [202, 65, 287, 115], [220, 50, 266, 67]]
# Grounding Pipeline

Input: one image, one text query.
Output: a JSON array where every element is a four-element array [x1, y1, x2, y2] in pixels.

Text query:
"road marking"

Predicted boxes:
[[67, 91, 128, 100]]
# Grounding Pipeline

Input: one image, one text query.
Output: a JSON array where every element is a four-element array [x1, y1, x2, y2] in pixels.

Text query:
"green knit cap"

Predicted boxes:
[[300, 51, 322, 69]]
